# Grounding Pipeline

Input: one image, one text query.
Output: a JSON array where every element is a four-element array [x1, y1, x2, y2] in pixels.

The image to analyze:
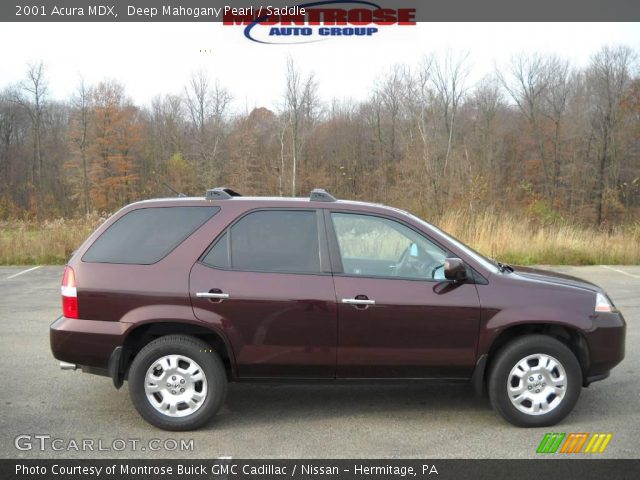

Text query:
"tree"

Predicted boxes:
[[431, 51, 469, 173], [184, 70, 231, 187], [0, 51, 639, 226], [586, 46, 636, 225], [227, 108, 280, 194], [283, 57, 319, 196], [468, 77, 506, 207], [67, 80, 93, 214], [541, 56, 572, 200], [11, 62, 48, 187], [498, 54, 555, 206], [90, 81, 141, 210]]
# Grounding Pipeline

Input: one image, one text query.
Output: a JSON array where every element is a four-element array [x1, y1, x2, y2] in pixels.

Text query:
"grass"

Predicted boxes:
[[435, 209, 640, 266], [0, 213, 105, 265], [0, 210, 638, 266]]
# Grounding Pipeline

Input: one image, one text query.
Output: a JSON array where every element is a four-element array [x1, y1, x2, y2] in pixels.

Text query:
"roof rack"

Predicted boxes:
[[205, 187, 242, 200], [310, 188, 337, 202]]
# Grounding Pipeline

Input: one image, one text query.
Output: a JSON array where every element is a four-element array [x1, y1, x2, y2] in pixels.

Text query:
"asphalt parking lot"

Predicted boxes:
[[0, 265, 638, 459]]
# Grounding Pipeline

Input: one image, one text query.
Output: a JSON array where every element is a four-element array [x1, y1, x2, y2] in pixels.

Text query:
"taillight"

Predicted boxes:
[[61, 266, 78, 319]]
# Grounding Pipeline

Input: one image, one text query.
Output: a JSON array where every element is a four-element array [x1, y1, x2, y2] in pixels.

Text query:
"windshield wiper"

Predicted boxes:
[[488, 258, 514, 273], [496, 262, 514, 273]]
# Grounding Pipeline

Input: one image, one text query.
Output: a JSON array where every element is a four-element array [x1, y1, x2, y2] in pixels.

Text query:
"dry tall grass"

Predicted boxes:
[[0, 210, 638, 265], [436, 210, 640, 265], [0, 214, 105, 265]]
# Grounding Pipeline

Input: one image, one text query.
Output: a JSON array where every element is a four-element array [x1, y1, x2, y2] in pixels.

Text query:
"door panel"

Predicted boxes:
[[335, 276, 480, 378], [191, 265, 337, 378]]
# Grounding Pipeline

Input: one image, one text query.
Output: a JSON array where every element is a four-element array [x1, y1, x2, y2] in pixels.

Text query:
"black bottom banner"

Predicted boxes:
[[2, 459, 639, 480]]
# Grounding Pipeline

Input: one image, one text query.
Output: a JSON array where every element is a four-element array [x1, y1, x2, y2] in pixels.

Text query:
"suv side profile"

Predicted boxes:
[[50, 188, 626, 430]]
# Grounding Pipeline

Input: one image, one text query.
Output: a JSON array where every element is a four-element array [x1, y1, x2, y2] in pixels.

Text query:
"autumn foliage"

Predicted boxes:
[[0, 48, 638, 231]]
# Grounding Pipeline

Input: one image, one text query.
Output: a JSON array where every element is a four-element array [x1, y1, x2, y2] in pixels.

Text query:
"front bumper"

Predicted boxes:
[[583, 311, 626, 383], [50, 316, 130, 374]]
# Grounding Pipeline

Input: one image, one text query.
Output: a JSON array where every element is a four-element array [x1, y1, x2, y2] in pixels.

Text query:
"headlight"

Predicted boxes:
[[595, 292, 615, 313]]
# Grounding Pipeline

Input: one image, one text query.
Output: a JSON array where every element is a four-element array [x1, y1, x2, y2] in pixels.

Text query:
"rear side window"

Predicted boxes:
[[202, 210, 321, 273], [83, 206, 219, 264]]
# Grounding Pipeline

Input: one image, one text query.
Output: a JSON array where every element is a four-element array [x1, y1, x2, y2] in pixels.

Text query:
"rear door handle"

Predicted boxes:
[[196, 292, 230, 299], [342, 298, 375, 305]]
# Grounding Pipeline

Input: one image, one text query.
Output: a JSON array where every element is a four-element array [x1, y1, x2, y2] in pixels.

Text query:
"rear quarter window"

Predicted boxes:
[[82, 206, 219, 264]]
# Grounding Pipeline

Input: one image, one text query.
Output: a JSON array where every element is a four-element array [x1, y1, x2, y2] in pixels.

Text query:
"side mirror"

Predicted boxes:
[[444, 258, 467, 282]]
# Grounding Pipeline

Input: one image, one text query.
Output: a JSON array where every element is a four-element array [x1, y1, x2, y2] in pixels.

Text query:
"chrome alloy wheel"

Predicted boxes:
[[507, 353, 567, 415], [144, 355, 208, 417]]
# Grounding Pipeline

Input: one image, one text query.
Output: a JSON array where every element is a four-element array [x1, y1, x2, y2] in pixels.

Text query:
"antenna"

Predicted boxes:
[[162, 182, 186, 198]]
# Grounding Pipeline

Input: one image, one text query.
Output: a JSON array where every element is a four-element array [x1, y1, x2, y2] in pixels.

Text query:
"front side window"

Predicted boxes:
[[331, 212, 447, 280], [202, 210, 321, 274], [83, 206, 219, 264]]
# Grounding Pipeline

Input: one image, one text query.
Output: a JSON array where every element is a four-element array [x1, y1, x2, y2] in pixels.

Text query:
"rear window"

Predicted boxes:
[[83, 206, 219, 264]]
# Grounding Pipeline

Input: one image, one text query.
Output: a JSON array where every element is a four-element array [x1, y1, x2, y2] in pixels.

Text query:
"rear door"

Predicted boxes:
[[190, 209, 337, 378], [327, 211, 481, 379]]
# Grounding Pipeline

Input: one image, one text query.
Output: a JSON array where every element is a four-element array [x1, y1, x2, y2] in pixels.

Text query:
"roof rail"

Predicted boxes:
[[310, 188, 337, 202], [205, 187, 242, 200]]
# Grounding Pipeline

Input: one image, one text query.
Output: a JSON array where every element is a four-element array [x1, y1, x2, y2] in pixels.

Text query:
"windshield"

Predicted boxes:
[[406, 212, 500, 274]]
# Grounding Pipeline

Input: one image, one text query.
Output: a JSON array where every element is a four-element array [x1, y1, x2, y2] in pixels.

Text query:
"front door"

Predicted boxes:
[[327, 212, 481, 379]]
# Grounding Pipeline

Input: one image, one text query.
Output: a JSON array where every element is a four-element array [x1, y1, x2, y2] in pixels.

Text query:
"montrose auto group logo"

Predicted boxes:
[[223, 1, 416, 44]]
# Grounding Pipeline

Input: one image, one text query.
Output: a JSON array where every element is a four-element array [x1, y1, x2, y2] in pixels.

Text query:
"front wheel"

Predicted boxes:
[[488, 335, 582, 427], [128, 335, 227, 431]]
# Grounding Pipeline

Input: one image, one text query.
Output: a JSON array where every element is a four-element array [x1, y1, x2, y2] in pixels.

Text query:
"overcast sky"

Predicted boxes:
[[0, 22, 638, 112]]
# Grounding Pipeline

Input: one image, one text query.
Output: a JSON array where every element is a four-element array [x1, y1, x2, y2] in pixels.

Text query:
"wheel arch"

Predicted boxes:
[[116, 321, 236, 387], [475, 323, 590, 395]]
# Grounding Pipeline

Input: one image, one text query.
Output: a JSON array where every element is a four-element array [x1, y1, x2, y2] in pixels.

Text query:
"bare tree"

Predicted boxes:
[[586, 45, 636, 224], [184, 70, 231, 186], [470, 76, 505, 202], [541, 56, 572, 197], [12, 61, 48, 186], [497, 54, 555, 205], [152, 94, 185, 153], [0, 89, 24, 197], [431, 51, 470, 172], [147, 94, 186, 190], [403, 55, 440, 208], [283, 57, 318, 196], [375, 65, 406, 165], [69, 79, 92, 213], [278, 117, 288, 197]]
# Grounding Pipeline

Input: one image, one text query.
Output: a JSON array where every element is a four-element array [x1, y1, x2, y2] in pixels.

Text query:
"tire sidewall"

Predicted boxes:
[[488, 335, 582, 428], [128, 336, 226, 431]]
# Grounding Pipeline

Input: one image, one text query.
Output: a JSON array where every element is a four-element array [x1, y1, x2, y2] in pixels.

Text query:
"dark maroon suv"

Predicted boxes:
[[50, 188, 625, 430]]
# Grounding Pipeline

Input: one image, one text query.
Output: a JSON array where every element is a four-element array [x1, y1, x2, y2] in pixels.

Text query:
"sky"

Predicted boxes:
[[0, 22, 638, 112]]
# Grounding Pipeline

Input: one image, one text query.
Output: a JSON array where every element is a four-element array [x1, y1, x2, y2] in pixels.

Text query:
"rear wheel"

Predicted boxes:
[[128, 335, 227, 431], [488, 335, 582, 427]]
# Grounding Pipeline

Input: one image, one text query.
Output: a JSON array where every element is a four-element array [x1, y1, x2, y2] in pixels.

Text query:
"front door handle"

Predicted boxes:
[[342, 298, 375, 306]]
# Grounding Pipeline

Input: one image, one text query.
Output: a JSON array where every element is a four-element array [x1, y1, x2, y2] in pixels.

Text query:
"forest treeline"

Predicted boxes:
[[0, 45, 638, 226]]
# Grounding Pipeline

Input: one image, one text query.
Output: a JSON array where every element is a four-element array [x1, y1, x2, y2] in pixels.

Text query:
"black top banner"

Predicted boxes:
[[2, 0, 640, 22]]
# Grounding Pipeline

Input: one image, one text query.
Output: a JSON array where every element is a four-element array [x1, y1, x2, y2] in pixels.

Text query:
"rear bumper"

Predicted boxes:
[[50, 316, 129, 373], [583, 311, 626, 382]]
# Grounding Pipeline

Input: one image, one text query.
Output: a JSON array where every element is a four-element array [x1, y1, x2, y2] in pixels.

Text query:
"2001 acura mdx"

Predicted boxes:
[[50, 188, 626, 430]]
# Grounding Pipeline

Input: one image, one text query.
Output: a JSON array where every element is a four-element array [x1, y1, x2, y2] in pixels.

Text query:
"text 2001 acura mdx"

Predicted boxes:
[[50, 188, 626, 430]]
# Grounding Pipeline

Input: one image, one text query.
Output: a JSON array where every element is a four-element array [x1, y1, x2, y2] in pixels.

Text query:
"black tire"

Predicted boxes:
[[488, 334, 582, 427], [128, 334, 227, 431]]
